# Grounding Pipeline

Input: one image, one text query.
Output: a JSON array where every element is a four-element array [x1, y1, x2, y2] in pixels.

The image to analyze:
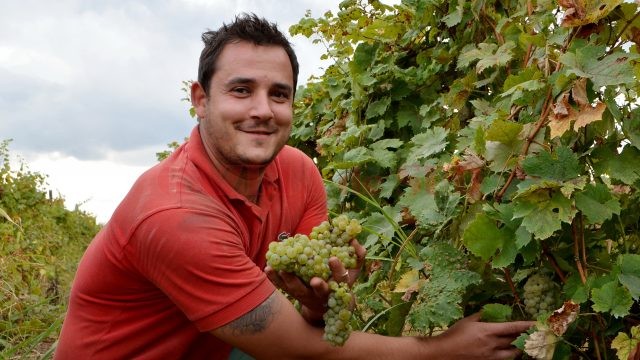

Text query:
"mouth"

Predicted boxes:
[[236, 125, 277, 136], [239, 130, 274, 138]]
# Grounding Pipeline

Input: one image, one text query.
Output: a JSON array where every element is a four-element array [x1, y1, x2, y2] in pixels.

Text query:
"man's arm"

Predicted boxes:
[[212, 290, 532, 360]]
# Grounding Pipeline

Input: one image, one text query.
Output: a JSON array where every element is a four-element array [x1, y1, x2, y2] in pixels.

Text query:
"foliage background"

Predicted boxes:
[[288, 0, 640, 358], [0, 140, 100, 359]]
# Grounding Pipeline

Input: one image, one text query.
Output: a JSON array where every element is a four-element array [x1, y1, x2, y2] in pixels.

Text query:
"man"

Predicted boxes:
[[55, 14, 531, 359]]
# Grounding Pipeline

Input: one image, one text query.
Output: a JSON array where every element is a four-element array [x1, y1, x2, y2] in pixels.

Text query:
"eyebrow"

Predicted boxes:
[[226, 77, 293, 94]]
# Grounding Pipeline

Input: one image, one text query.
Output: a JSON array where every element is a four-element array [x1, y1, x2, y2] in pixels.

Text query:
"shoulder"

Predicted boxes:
[[274, 145, 318, 174], [276, 145, 314, 163]]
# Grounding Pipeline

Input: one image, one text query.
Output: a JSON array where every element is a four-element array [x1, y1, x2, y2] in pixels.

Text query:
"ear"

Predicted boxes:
[[191, 81, 208, 120]]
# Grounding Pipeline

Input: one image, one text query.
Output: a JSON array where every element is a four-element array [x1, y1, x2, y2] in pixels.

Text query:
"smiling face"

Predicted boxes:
[[193, 41, 294, 169]]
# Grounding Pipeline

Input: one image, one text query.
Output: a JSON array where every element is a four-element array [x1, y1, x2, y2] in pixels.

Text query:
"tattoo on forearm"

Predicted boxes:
[[226, 293, 280, 335]]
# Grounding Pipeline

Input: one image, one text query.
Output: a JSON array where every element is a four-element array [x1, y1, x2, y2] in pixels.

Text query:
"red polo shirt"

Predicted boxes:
[[55, 126, 327, 359]]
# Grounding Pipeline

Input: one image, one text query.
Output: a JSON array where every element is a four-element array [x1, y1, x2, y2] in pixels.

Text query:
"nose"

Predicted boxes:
[[249, 91, 274, 121]]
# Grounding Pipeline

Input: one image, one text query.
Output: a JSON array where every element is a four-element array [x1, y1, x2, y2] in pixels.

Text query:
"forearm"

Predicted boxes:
[[317, 332, 437, 360], [214, 291, 440, 360]]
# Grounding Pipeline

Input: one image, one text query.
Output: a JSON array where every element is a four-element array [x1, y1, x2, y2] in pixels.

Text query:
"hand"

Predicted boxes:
[[432, 313, 534, 360], [264, 238, 366, 324], [630, 343, 640, 360]]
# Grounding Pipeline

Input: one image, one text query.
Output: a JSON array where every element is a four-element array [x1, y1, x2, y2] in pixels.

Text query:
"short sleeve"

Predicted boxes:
[[126, 208, 275, 332]]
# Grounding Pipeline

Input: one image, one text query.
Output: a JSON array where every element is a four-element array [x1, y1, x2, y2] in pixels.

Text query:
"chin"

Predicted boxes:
[[238, 154, 276, 166]]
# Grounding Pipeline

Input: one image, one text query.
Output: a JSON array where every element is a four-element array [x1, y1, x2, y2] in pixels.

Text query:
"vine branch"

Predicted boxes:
[[572, 214, 588, 284], [542, 242, 567, 284], [503, 268, 521, 304]]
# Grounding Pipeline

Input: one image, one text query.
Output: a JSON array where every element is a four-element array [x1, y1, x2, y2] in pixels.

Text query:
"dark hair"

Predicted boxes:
[[198, 13, 299, 95]]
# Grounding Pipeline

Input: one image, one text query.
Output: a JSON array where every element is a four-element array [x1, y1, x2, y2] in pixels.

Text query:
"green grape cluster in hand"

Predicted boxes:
[[324, 280, 353, 346], [266, 215, 361, 282], [523, 273, 558, 319], [265, 215, 362, 346]]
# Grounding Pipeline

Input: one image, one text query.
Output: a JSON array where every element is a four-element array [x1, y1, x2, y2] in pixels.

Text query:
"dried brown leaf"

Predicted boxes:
[[547, 300, 580, 336], [548, 93, 578, 138], [573, 102, 606, 130], [572, 78, 589, 108]]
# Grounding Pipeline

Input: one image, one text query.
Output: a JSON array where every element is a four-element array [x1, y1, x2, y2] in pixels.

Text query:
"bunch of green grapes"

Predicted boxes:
[[523, 273, 558, 319], [324, 280, 353, 346], [265, 215, 362, 345]]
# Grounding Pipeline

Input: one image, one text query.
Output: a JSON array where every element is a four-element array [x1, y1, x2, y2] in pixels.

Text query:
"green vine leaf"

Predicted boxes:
[[512, 190, 575, 240], [457, 41, 516, 74], [462, 213, 510, 261], [591, 281, 634, 318], [406, 127, 449, 164], [574, 183, 621, 224], [559, 44, 639, 89], [622, 107, 640, 150], [592, 145, 640, 185], [442, 0, 464, 27], [481, 303, 513, 322], [618, 254, 640, 300], [486, 119, 523, 146], [521, 146, 581, 182], [409, 243, 482, 330], [399, 187, 442, 227], [365, 96, 392, 119]]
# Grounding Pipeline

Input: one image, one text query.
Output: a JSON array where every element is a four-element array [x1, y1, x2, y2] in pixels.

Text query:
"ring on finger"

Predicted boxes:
[[340, 270, 349, 281]]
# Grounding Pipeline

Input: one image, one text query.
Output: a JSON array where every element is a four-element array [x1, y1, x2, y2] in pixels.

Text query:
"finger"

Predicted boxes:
[[462, 312, 483, 323], [279, 271, 306, 288], [279, 271, 311, 298], [264, 266, 285, 289], [328, 256, 350, 284], [350, 238, 367, 268], [490, 321, 535, 336], [308, 277, 330, 298]]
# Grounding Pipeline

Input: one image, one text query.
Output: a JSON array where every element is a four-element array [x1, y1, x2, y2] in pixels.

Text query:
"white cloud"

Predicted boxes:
[[1, 0, 360, 222]]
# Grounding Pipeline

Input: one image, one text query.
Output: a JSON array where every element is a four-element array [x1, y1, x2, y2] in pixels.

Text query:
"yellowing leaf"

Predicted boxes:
[[525, 328, 558, 360], [559, 0, 623, 27], [611, 325, 640, 360], [549, 117, 575, 138], [394, 269, 426, 294]]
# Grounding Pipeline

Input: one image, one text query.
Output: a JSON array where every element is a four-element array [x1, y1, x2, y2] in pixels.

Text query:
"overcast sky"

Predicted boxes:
[[1, 0, 346, 223]]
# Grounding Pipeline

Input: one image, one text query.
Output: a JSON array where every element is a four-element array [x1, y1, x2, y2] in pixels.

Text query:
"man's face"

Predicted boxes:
[[194, 41, 294, 168]]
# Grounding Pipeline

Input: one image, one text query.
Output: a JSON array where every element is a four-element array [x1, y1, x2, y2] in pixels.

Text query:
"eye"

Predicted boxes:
[[271, 90, 291, 102], [231, 87, 250, 95]]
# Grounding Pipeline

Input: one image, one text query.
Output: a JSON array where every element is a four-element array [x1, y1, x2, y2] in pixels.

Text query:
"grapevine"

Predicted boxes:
[[266, 214, 362, 346]]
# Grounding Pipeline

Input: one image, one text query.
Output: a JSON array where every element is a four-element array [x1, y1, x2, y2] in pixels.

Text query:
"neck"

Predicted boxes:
[[207, 151, 266, 204]]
